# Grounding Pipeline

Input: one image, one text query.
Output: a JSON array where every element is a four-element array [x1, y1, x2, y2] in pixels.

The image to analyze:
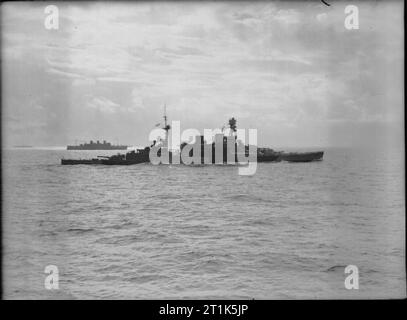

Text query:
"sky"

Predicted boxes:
[[1, 1, 404, 148]]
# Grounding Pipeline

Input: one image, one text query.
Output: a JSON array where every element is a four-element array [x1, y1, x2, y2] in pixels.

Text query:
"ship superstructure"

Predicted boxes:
[[61, 108, 323, 165]]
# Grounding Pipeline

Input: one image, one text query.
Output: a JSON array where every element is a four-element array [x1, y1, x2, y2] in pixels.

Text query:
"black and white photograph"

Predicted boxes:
[[0, 0, 405, 302]]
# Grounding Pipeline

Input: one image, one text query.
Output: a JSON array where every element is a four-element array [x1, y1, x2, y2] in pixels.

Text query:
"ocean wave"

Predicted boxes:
[[65, 228, 96, 234]]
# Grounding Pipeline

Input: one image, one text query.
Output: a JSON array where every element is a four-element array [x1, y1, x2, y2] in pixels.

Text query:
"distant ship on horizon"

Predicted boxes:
[[67, 140, 128, 150]]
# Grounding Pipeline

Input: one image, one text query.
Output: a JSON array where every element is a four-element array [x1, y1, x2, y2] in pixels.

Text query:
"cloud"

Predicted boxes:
[[1, 1, 404, 148], [86, 97, 121, 114], [316, 13, 328, 22]]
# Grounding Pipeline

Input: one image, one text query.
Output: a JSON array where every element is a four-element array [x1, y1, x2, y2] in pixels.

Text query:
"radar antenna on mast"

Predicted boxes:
[[228, 117, 237, 136]]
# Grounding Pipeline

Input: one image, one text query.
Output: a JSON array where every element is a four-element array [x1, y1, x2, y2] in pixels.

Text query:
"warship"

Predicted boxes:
[[61, 110, 323, 165], [67, 140, 127, 150]]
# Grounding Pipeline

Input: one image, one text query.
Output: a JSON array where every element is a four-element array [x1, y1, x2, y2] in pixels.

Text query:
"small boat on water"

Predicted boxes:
[[280, 151, 324, 162]]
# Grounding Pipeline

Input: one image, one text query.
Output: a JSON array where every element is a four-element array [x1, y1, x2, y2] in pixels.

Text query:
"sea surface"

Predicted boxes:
[[2, 147, 405, 299]]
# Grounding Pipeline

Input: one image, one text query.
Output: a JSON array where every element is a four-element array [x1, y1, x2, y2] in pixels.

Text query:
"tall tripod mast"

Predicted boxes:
[[162, 104, 170, 132], [162, 104, 171, 145], [164, 104, 168, 131]]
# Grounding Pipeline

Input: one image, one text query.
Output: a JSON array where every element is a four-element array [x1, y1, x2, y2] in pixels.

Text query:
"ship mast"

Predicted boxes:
[[164, 104, 168, 132], [162, 104, 171, 146]]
